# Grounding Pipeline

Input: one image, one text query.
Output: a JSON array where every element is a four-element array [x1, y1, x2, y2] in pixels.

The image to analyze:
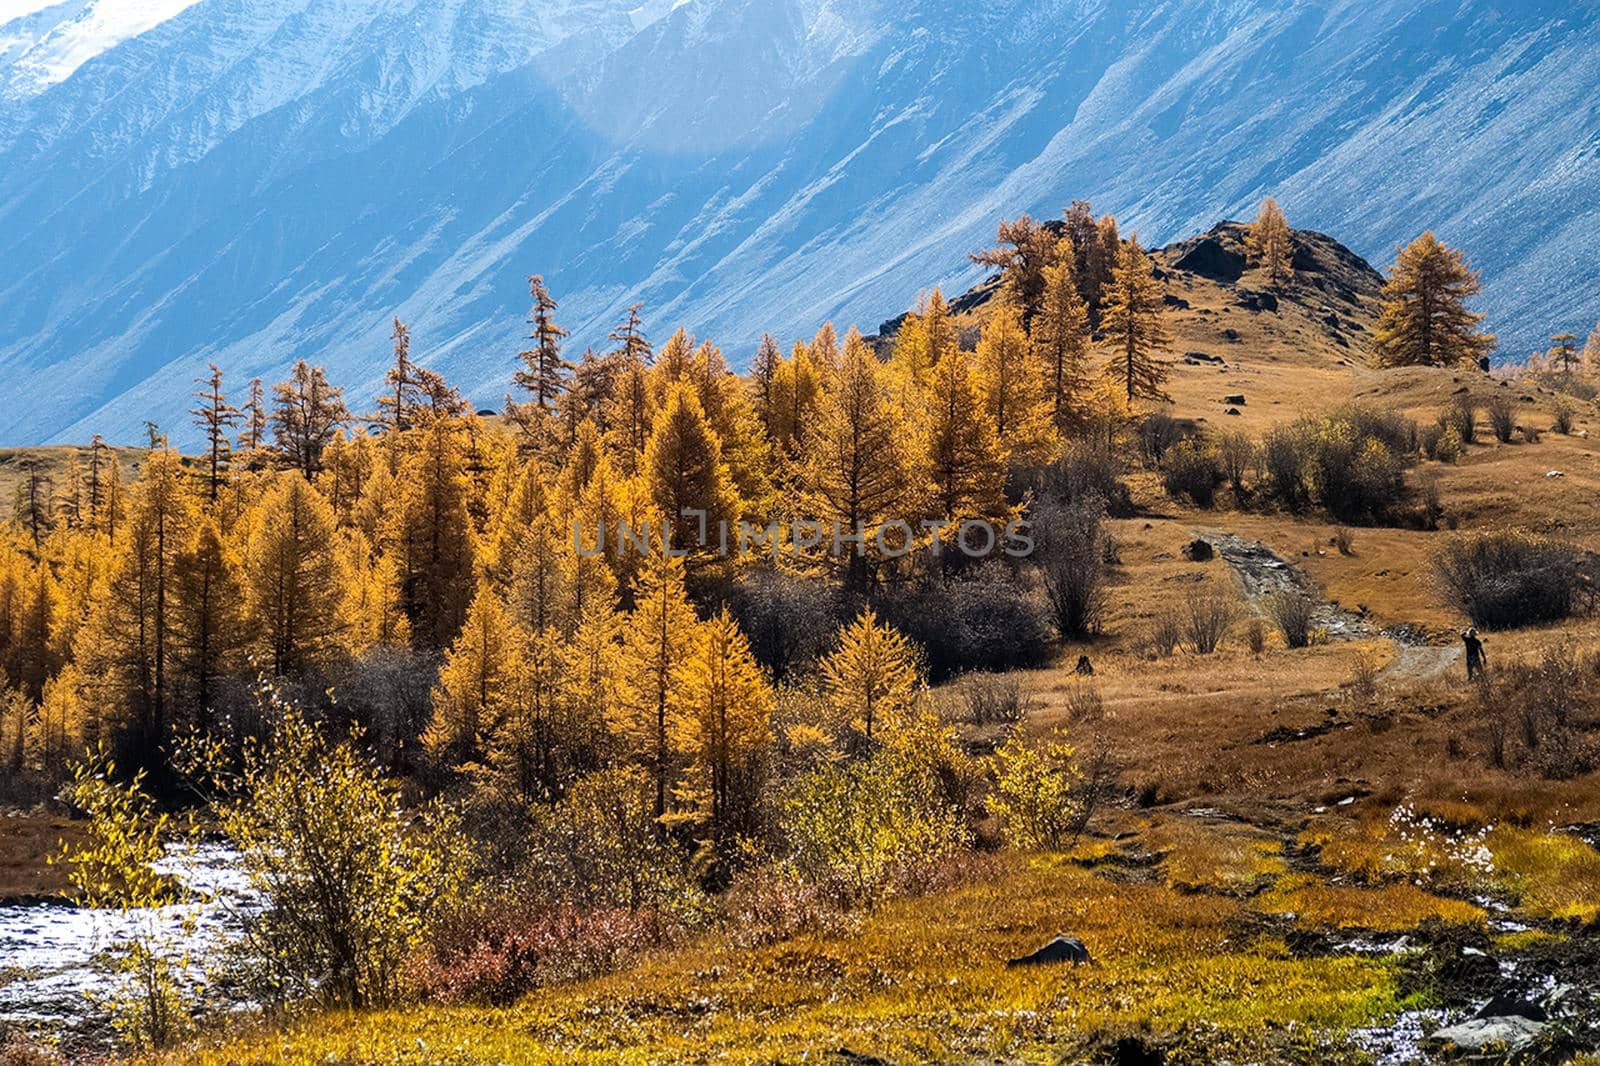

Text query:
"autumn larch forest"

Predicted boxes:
[[4, 194, 1600, 1066]]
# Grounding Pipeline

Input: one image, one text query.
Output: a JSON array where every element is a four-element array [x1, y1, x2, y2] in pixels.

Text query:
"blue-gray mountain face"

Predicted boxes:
[[0, 0, 1594, 444]]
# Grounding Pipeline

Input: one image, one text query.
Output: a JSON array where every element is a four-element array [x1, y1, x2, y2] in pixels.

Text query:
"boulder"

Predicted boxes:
[[1223, 328, 1241, 342], [1225, 407, 1242, 416], [1183, 538, 1215, 562], [1171, 237, 1245, 282], [1224, 394, 1246, 405], [1427, 1015, 1546, 1056], [1006, 935, 1092, 967], [1162, 293, 1191, 309]]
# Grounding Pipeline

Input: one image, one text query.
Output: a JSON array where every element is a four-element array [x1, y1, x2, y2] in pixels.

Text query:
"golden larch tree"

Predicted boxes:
[[424, 578, 521, 767], [170, 517, 245, 727], [1373, 232, 1496, 367], [803, 329, 922, 591], [610, 551, 698, 823], [241, 472, 341, 676], [819, 608, 920, 742], [75, 450, 193, 765], [669, 607, 771, 850], [922, 346, 1009, 524], [386, 417, 477, 649], [974, 297, 1059, 470], [1246, 196, 1293, 289], [643, 383, 739, 562], [333, 532, 410, 656], [1101, 238, 1172, 404], [1034, 240, 1093, 431]]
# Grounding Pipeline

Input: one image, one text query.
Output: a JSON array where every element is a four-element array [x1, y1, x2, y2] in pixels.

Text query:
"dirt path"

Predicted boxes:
[[1194, 530, 1461, 683]]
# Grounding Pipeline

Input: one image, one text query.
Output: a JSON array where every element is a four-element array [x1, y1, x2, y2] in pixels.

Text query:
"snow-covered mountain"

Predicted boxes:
[[1, 0, 1596, 445]]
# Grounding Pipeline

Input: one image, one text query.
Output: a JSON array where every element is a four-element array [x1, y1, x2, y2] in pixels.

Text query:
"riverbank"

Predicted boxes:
[[0, 815, 80, 903]]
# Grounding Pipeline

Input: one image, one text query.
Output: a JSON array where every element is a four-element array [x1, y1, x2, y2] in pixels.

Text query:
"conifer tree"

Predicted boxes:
[[77, 450, 192, 765], [975, 297, 1058, 469], [333, 532, 410, 657], [610, 551, 698, 823], [386, 417, 476, 650], [514, 275, 570, 413], [171, 517, 244, 725], [1246, 196, 1293, 289], [820, 608, 920, 742], [375, 318, 419, 435], [687, 340, 772, 518], [238, 378, 268, 459], [271, 360, 350, 478], [643, 383, 738, 560], [1583, 320, 1600, 374], [604, 359, 655, 477], [191, 363, 240, 504], [1034, 240, 1093, 431], [1101, 238, 1172, 404], [972, 215, 1055, 327], [669, 607, 770, 850], [804, 330, 921, 590], [242, 472, 341, 676], [1549, 332, 1579, 377], [809, 323, 840, 373], [608, 302, 652, 367], [53, 452, 84, 530], [1373, 232, 1496, 367], [424, 578, 520, 767], [749, 334, 783, 438], [12, 459, 52, 548], [485, 623, 566, 804], [922, 346, 1008, 524], [768, 340, 823, 459]]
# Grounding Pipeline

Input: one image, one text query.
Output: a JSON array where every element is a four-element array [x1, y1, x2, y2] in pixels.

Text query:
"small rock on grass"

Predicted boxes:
[[1006, 935, 1092, 967]]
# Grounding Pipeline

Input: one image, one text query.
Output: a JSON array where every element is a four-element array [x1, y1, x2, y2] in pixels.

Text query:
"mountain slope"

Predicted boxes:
[[0, 0, 1597, 445]]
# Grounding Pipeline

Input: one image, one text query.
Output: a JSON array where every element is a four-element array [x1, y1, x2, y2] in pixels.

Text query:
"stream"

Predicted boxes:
[[0, 843, 253, 1042]]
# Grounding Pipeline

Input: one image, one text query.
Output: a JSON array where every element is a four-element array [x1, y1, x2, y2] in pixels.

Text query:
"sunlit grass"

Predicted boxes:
[[1254, 873, 1482, 931], [166, 853, 1408, 1065]]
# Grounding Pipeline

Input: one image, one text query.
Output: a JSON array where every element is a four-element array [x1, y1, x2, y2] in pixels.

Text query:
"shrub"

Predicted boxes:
[[1443, 396, 1477, 445], [1030, 496, 1109, 637], [58, 758, 194, 1051], [1434, 531, 1584, 629], [728, 567, 841, 683], [1245, 616, 1267, 655], [1148, 614, 1182, 657], [1182, 584, 1238, 654], [1268, 591, 1316, 649], [881, 563, 1052, 680], [1040, 442, 1132, 517], [1552, 397, 1576, 434], [1486, 394, 1516, 443], [1468, 645, 1599, 777], [1162, 440, 1222, 507], [526, 765, 699, 913], [181, 687, 471, 1011], [1261, 423, 1310, 509], [988, 728, 1085, 850], [415, 902, 658, 1006], [1305, 411, 1413, 522], [1137, 409, 1186, 468], [778, 717, 966, 906], [949, 671, 1031, 726], [1218, 430, 1256, 496], [1430, 424, 1464, 463]]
